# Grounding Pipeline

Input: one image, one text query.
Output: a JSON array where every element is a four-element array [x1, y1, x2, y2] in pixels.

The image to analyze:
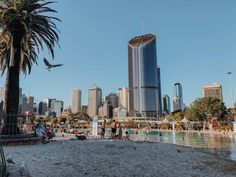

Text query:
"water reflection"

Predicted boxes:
[[104, 129, 236, 161]]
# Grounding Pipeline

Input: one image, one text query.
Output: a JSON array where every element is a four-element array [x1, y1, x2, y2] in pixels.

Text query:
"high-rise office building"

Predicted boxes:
[[0, 86, 5, 102], [173, 83, 184, 112], [19, 94, 25, 114], [105, 93, 118, 110], [0, 101, 3, 118], [22, 96, 34, 114], [128, 33, 160, 117], [33, 102, 38, 113], [18, 88, 23, 114], [88, 86, 102, 117], [51, 100, 64, 115], [98, 100, 113, 119], [71, 89, 82, 113], [203, 83, 223, 101], [0, 86, 23, 113], [44, 98, 56, 111], [113, 107, 128, 118], [163, 94, 171, 115], [157, 66, 162, 117], [38, 101, 47, 115], [117, 87, 129, 111]]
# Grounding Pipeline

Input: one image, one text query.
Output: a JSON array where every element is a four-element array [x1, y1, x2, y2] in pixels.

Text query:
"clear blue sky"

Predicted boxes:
[[1, 0, 236, 109]]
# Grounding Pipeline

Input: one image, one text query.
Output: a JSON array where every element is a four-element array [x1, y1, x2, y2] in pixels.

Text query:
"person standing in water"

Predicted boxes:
[[118, 123, 123, 139], [101, 119, 106, 139], [111, 120, 117, 139]]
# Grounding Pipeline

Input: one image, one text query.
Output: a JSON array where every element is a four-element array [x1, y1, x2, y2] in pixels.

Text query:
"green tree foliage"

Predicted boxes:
[[73, 110, 91, 122], [226, 108, 235, 122], [35, 117, 42, 123], [50, 117, 57, 125], [184, 97, 227, 121], [172, 110, 184, 121], [57, 116, 67, 123], [0, 0, 60, 134]]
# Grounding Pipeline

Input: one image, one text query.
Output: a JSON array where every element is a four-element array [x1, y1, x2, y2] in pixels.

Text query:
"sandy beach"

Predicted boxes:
[[3, 134, 236, 177]]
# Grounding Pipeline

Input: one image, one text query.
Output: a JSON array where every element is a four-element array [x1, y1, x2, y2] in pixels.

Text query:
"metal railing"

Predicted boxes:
[[0, 137, 6, 177], [0, 114, 35, 136], [0, 114, 36, 177]]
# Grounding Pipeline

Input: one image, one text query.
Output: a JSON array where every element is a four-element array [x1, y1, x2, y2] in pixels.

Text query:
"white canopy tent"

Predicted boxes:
[[162, 117, 170, 124], [180, 117, 190, 123]]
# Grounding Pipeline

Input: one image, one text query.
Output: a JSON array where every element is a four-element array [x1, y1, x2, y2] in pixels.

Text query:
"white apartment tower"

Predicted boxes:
[[117, 87, 129, 110], [88, 86, 102, 117], [51, 100, 64, 115], [71, 89, 82, 113]]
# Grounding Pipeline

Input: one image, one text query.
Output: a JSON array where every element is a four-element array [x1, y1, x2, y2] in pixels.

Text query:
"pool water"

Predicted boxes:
[[103, 129, 236, 161]]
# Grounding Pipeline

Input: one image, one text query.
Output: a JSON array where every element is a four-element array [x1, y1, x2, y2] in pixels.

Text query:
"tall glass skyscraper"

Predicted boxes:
[[128, 33, 161, 118], [105, 93, 118, 109], [173, 83, 184, 111], [163, 94, 171, 115], [157, 66, 162, 117]]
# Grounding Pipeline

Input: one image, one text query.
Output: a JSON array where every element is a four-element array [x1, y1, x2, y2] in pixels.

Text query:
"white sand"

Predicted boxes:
[[3, 135, 236, 177]]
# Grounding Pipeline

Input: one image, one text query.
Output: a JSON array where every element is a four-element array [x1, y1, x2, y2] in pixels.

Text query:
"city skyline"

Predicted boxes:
[[0, 0, 235, 108]]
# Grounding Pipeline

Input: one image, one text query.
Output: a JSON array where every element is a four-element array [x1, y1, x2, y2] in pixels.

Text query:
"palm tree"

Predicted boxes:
[[0, 0, 60, 135]]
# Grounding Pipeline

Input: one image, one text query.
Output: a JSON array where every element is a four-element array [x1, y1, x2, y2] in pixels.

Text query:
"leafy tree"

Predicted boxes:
[[226, 108, 235, 122], [35, 117, 42, 123], [57, 116, 67, 123], [184, 97, 227, 122], [50, 117, 57, 125], [0, 0, 60, 134], [172, 110, 184, 121], [73, 110, 91, 122]]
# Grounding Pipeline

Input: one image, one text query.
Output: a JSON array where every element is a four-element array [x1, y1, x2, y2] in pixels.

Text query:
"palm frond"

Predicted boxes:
[[0, 0, 60, 75]]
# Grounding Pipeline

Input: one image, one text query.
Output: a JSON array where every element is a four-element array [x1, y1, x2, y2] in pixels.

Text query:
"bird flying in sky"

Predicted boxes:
[[43, 58, 63, 71]]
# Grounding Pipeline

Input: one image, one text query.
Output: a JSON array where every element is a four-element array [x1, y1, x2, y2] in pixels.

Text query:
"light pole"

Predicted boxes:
[[227, 72, 235, 108]]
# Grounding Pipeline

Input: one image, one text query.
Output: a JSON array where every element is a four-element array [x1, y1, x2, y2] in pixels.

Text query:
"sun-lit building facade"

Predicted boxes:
[[71, 89, 82, 113], [203, 83, 223, 101], [88, 86, 102, 117]]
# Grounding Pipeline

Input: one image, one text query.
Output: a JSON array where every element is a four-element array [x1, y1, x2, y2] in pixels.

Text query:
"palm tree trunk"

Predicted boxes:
[[1, 31, 23, 135]]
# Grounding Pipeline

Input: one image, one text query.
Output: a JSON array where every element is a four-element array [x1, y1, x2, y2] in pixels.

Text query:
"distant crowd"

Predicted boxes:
[[100, 119, 130, 140]]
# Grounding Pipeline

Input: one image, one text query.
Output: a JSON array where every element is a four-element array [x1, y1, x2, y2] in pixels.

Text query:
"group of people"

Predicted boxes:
[[35, 122, 56, 143], [100, 120, 129, 140]]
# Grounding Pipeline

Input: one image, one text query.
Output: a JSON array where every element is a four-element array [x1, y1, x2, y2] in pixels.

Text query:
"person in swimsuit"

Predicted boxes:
[[100, 119, 106, 139], [111, 120, 117, 139]]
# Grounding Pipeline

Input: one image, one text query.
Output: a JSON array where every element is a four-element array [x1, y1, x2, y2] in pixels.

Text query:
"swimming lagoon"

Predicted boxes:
[[104, 129, 236, 161]]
